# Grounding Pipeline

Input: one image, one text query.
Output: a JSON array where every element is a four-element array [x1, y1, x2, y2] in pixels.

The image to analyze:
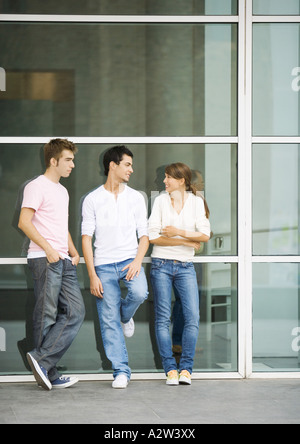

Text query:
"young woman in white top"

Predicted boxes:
[[148, 163, 211, 385]]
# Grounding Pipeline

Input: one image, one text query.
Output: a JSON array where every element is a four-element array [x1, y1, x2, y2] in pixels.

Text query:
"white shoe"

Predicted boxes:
[[166, 370, 179, 386], [112, 374, 129, 389], [121, 318, 135, 338], [179, 370, 192, 385]]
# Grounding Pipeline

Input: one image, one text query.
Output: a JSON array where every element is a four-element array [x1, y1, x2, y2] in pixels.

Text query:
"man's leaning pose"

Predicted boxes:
[[18, 139, 85, 391], [82, 145, 149, 389]]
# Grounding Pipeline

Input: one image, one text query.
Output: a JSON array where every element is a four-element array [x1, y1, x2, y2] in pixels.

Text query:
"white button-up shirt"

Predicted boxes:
[[148, 192, 211, 262], [82, 185, 148, 266]]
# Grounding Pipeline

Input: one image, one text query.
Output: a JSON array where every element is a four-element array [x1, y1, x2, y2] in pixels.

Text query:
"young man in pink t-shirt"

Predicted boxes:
[[18, 139, 85, 391]]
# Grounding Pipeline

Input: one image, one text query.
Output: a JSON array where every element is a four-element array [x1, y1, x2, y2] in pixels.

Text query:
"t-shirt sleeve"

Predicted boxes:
[[135, 192, 149, 239], [148, 196, 162, 241], [21, 181, 43, 212]]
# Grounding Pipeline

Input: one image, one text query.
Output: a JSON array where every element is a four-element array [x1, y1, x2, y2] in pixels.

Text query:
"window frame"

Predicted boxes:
[[0, 0, 300, 383]]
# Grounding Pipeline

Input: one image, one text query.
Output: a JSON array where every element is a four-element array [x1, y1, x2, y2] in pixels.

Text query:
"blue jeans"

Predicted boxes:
[[172, 264, 202, 346], [95, 259, 148, 380], [150, 259, 200, 375], [28, 258, 85, 382]]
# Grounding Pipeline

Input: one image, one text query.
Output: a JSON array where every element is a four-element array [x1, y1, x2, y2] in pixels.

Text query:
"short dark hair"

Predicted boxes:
[[103, 145, 133, 176], [44, 138, 77, 169]]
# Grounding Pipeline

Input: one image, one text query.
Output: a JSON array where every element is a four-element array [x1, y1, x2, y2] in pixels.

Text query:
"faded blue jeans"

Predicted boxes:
[[28, 258, 85, 382], [95, 259, 148, 380], [150, 259, 200, 375]]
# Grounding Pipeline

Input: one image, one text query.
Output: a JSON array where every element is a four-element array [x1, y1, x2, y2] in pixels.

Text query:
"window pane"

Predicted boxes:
[[253, 263, 300, 372], [253, 24, 300, 137], [195, 263, 238, 372], [253, 0, 300, 15], [0, 145, 44, 258], [0, 23, 237, 137], [0, 263, 237, 375], [0, 143, 237, 258], [0, 0, 238, 15], [253, 145, 300, 256]]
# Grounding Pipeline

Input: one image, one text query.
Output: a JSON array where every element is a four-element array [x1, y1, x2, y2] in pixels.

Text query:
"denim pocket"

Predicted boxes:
[[28, 257, 48, 281], [150, 258, 166, 270], [182, 262, 194, 269], [47, 259, 61, 267]]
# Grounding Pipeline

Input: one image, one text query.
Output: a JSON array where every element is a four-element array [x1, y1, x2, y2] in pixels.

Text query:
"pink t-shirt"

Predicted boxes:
[[22, 175, 69, 257]]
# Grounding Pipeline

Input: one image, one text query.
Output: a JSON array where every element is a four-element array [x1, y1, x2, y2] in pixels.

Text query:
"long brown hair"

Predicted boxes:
[[165, 163, 210, 218]]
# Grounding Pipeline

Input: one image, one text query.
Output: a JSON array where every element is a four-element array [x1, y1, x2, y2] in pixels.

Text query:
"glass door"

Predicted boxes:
[[252, 6, 300, 375]]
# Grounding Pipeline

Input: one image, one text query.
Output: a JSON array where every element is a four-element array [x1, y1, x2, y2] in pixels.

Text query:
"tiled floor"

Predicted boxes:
[[1, 379, 300, 424]]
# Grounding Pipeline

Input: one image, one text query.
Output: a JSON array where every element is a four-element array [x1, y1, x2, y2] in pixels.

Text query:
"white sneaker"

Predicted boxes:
[[121, 318, 135, 338], [179, 370, 192, 385], [112, 374, 129, 389]]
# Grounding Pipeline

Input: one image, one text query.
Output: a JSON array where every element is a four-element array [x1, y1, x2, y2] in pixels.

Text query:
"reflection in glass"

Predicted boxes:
[[253, 263, 300, 372], [193, 263, 238, 372], [0, 263, 237, 375], [0, 145, 44, 258], [253, 145, 300, 256], [253, 0, 300, 15], [253, 24, 300, 136], [0, 143, 237, 258], [0, 0, 238, 15], [0, 23, 237, 137]]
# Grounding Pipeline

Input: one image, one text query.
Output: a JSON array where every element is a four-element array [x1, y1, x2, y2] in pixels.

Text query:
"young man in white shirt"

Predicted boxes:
[[82, 146, 149, 389]]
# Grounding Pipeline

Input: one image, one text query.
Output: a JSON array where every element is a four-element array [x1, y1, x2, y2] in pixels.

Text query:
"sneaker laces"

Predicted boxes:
[[167, 370, 178, 379], [180, 370, 191, 378]]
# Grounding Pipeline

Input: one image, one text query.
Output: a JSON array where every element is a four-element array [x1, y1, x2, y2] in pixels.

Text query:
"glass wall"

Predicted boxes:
[[252, 14, 300, 373], [0, 143, 237, 258], [1, 1, 300, 379], [253, 145, 300, 256], [0, 140, 238, 376], [0, 262, 238, 375], [253, 24, 300, 136], [253, 0, 300, 15], [0, 23, 237, 137], [0, 0, 238, 16], [0, 5, 240, 378], [253, 263, 300, 372]]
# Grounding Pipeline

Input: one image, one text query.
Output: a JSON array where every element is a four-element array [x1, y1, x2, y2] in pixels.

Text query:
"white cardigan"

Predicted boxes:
[[148, 192, 211, 262]]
